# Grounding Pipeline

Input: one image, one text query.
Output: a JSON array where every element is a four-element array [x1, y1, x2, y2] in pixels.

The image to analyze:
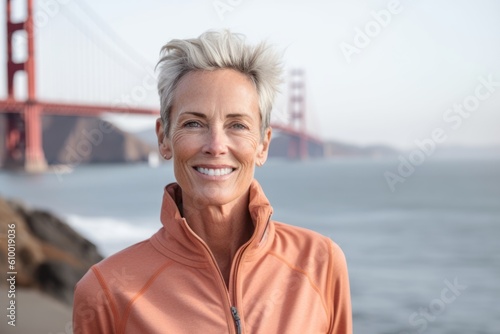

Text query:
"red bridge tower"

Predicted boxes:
[[4, 0, 47, 171], [287, 69, 308, 160]]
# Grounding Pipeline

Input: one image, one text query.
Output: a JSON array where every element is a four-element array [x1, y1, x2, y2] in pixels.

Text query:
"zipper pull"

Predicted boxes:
[[230, 306, 242, 334]]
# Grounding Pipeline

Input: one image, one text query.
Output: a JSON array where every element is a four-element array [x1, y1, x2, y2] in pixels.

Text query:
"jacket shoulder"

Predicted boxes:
[[270, 221, 346, 270], [269, 222, 351, 333], [74, 237, 176, 332], [75, 238, 153, 296], [272, 221, 342, 251]]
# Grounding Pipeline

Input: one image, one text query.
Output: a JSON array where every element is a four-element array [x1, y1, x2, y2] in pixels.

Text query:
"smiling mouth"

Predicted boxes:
[[194, 167, 235, 176]]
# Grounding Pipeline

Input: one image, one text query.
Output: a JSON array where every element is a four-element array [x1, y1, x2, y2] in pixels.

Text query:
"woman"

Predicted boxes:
[[73, 30, 352, 334]]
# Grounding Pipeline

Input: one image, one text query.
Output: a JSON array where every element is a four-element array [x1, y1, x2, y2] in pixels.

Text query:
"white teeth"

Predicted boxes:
[[196, 167, 233, 176]]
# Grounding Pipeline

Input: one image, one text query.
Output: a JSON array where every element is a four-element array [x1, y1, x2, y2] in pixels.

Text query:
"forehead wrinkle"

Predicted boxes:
[[172, 69, 260, 123]]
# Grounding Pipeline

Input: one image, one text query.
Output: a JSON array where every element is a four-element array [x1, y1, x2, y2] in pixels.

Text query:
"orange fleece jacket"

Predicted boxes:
[[73, 180, 352, 334]]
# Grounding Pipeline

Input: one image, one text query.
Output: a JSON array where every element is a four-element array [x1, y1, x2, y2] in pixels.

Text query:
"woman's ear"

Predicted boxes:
[[155, 118, 172, 160], [256, 127, 272, 166]]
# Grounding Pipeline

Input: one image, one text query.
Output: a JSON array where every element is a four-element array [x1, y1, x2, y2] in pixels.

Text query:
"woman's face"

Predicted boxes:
[[157, 69, 271, 208]]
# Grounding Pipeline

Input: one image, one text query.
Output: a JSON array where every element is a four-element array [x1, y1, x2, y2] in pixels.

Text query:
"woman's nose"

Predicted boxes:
[[203, 127, 228, 156]]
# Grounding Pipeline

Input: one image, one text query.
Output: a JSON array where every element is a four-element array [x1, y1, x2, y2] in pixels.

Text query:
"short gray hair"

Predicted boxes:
[[156, 30, 282, 137]]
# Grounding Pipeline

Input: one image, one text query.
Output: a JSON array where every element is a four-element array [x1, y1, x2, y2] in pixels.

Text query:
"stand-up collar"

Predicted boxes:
[[151, 179, 274, 265]]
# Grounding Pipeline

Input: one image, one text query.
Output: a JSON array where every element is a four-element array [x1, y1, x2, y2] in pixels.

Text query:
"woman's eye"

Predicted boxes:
[[184, 121, 202, 128], [231, 123, 247, 130]]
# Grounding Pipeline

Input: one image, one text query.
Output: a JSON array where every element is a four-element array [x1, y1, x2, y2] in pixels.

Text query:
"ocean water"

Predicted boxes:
[[1, 157, 499, 333]]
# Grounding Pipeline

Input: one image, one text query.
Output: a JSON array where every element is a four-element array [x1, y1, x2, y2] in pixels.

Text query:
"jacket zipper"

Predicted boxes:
[[232, 213, 272, 298], [258, 213, 272, 245], [181, 219, 236, 332], [182, 213, 272, 334], [229, 213, 272, 333], [231, 306, 242, 334]]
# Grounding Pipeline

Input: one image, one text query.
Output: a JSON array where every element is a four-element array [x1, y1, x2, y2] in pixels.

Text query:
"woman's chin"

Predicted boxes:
[[188, 188, 244, 209]]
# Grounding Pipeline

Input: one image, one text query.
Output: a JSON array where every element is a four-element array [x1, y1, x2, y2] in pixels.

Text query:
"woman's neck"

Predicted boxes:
[[181, 191, 254, 286]]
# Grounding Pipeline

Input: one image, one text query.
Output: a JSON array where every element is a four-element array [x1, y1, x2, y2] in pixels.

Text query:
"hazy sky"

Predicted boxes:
[[1, 0, 499, 150]]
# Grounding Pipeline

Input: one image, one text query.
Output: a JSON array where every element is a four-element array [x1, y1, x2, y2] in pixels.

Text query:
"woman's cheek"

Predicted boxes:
[[233, 131, 260, 150], [172, 131, 202, 153]]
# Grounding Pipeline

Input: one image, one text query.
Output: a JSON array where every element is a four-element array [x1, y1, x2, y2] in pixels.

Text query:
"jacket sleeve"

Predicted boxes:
[[327, 240, 352, 334], [73, 267, 116, 334]]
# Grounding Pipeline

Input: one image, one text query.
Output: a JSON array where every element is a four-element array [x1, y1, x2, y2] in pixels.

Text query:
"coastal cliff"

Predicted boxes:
[[0, 115, 156, 167]]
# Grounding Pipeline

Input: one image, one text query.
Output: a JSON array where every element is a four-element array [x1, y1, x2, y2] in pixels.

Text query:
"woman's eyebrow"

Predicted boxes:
[[226, 113, 252, 120], [179, 112, 252, 120], [179, 111, 207, 119]]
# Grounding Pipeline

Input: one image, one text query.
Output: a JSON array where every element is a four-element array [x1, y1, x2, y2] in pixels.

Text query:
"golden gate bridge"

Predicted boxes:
[[0, 0, 324, 172]]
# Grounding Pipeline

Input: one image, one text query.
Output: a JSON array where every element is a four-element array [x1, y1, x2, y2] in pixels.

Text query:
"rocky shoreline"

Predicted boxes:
[[0, 196, 102, 305]]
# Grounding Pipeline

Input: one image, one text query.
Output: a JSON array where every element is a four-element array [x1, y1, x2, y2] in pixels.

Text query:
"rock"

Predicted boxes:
[[16, 207, 102, 267], [0, 197, 103, 304], [0, 199, 45, 287], [35, 260, 88, 305]]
